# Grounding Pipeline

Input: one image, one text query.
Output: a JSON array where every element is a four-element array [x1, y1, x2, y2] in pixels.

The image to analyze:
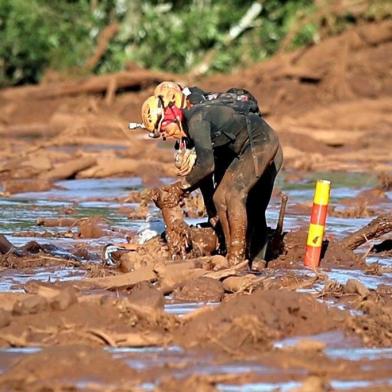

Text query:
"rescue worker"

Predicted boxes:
[[153, 81, 262, 226], [140, 92, 283, 265]]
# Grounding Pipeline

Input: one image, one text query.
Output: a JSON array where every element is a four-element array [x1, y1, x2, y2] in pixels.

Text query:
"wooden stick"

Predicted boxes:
[[339, 214, 392, 250], [0, 234, 14, 254], [0, 70, 175, 101], [276, 192, 288, 236]]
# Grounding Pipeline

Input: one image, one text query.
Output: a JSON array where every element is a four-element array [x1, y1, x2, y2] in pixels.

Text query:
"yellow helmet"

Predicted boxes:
[[141, 96, 164, 136], [154, 81, 186, 108]]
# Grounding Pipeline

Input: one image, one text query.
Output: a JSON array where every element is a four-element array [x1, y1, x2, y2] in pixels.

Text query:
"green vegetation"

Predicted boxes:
[[0, 0, 390, 86], [0, 0, 94, 86]]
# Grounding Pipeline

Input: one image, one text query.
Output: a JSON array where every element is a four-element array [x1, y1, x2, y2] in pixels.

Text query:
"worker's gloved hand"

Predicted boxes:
[[175, 147, 197, 176], [151, 181, 186, 209]]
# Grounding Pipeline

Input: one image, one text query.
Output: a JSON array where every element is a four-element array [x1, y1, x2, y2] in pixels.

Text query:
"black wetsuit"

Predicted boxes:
[[175, 87, 261, 222], [182, 103, 283, 263], [183, 103, 277, 186]]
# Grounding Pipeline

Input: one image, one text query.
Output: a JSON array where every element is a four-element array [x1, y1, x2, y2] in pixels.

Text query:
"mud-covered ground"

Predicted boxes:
[[0, 20, 391, 392]]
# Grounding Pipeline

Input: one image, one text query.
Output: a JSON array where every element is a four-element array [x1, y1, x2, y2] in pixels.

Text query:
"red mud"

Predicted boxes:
[[0, 20, 391, 391], [1, 276, 391, 390], [176, 289, 344, 354], [0, 346, 138, 391], [0, 21, 391, 191], [272, 228, 367, 269]]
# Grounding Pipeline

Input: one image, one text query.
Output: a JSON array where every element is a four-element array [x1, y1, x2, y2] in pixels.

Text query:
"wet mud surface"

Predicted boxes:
[[0, 19, 391, 392], [0, 174, 390, 391]]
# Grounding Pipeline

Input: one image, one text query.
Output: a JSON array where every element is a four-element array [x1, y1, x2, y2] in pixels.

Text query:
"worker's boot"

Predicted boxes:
[[227, 219, 247, 266], [227, 241, 246, 265], [249, 238, 268, 271]]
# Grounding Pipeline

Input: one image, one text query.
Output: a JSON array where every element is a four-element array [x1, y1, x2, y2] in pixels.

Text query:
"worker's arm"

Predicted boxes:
[[183, 115, 215, 190]]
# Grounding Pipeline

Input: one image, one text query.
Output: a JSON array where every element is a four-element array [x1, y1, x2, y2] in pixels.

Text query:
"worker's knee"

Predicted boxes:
[[227, 189, 247, 211], [213, 187, 227, 211]]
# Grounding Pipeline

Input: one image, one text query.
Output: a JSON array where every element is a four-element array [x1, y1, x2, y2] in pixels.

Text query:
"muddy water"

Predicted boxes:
[[0, 178, 143, 292], [0, 172, 391, 390], [111, 341, 392, 391], [1, 344, 391, 391]]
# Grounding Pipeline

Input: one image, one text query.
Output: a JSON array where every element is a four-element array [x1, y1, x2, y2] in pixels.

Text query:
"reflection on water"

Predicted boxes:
[[327, 347, 392, 361], [0, 348, 41, 353], [0, 347, 42, 374], [218, 378, 392, 391], [0, 175, 390, 297], [12, 177, 142, 201], [0, 173, 389, 245], [0, 174, 390, 390], [2, 342, 392, 391], [330, 379, 392, 389], [165, 301, 219, 316], [0, 175, 390, 295], [0, 267, 86, 292], [326, 268, 392, 289], [274, 330, 354, 349], [218, 381, 301, 392]]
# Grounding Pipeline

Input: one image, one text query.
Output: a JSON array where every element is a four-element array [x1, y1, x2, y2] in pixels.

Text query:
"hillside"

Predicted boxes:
[[0, 20, 391, 193]]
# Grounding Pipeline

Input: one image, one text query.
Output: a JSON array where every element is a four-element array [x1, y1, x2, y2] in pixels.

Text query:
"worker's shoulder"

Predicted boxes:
[[183, 86, 208, 105], [185, 101, 231, 119]]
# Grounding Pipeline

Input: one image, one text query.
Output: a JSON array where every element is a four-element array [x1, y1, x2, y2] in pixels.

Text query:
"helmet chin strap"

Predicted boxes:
[[177, 116, 185, 135], [146, 96, 184, 139], [149, 129, 161, 138]]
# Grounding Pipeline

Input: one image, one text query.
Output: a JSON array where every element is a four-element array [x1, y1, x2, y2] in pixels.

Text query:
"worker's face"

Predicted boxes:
[[161, 122, 184, 140]]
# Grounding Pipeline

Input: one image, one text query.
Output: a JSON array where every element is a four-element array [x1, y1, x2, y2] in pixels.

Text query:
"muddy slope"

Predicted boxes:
[[0, 20, 391, 191]]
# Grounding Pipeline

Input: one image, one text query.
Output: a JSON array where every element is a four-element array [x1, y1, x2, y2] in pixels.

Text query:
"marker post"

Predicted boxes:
[[304, 180, 331, 268]]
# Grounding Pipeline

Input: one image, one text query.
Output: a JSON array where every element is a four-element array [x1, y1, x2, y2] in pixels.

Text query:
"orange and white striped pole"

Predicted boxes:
[[304, 180, 331, 268]]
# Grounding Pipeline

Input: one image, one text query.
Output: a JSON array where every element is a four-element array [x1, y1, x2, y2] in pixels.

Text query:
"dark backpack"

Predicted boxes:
[[205, 88, 261, 116], [187, 86, 261, 115]]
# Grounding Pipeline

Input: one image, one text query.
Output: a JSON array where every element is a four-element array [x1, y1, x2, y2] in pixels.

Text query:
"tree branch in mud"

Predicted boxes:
[[339, 214, 392, 250], [0, 235, 14, 254], [0, 123, 56, 138], [83, 23, 119, 72], [0, 70, 175, 101]]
